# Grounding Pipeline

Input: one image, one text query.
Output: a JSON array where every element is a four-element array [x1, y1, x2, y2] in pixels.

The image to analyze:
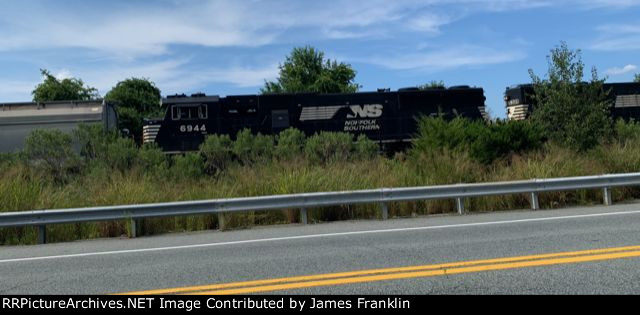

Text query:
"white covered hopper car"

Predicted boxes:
[[0, 100, 117, 152]]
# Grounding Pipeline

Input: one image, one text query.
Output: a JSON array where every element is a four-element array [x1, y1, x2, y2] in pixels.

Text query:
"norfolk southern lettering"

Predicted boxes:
[[143, 87, 488, 152]]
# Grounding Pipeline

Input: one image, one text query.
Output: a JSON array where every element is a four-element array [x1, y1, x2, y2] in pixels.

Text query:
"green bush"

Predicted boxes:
[[200, 134, 233, 175], [354, 134, 378, 159], [412, 117, 545, 164], [614, 119, 640, 144], [471, 120, 545, 164], [172, 152, 204, 179], [305, 132, 353, 164], [0, 152, 19, 172], [23, 129, 82, 183], [232, 129, 274, 165], [411, 116, 485, 154], [103, 137, 138, 172], [275, 128, 306, 160], [75, 123, 142, 173], [74, 123, 120, 160], [138, 143, 169, 173]]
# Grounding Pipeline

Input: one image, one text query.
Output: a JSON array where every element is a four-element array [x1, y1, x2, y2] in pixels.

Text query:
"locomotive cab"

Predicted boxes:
[[504, 84, 534, 120], [143, 93, 219, 153]]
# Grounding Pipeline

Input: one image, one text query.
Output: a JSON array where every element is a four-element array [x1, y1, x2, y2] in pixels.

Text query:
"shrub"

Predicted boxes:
[[116, 107, 144, 143], [74, 123, 120, 160], [275, 128, 306, 160], [232, 129, 274, 165], [354, 134, 378, 159], [103, 137, 138, 172], [75, 123, 140, 172], [0, 152, 19, 172], [411, 116, 485, 154], [614, 119, 640, 144], [412, 116, 545, 164], [470, 120, 545, 164], [138, 143, 169, 173], [172, 152, 204, 179], [200, 134, 233, 175], [305, 132, 353, 164], [23, 129, 82, 183]]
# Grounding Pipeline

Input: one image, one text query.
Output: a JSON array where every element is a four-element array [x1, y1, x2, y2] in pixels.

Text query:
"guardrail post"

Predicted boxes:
[[129, 218, 140, 238], [530, 192, 539, 210], [380, 203, 389, 220], [456, 198, 464, 215], [300, 208, 308, 225], [218, 213, 226, 230], [603, 187, 612, 206], [37, 225, 46, 244]]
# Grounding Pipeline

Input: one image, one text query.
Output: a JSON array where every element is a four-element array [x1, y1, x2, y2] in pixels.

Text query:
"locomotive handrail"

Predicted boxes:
[[2, 172, 640, 244]]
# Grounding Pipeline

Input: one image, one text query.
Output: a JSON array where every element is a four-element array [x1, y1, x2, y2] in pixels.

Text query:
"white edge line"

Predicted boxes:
[[2, 209, 640, 264]]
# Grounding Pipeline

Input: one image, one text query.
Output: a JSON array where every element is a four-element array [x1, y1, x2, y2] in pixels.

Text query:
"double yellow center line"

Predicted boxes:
[[120, 245, 640, 295]]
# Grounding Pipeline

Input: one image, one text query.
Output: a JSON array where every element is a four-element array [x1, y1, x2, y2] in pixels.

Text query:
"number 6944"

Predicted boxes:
[[180, 125, 207, 132]]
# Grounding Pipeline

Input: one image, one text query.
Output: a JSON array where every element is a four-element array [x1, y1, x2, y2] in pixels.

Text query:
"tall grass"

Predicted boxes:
[[2, 119, 640, 245]]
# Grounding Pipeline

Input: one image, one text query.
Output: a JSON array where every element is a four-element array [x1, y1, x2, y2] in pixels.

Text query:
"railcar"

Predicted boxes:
[[504, 82, 640, 120], [143, 87, 489, 153], [0, 99, 118, 152]]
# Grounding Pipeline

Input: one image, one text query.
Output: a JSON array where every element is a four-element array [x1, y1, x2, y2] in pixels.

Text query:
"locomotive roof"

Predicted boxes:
[[506, 81, 640, 91], [162, 86, 484, 102]]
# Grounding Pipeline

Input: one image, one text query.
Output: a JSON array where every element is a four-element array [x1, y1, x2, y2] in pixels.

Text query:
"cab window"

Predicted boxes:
[[171, 105, 208, 120]]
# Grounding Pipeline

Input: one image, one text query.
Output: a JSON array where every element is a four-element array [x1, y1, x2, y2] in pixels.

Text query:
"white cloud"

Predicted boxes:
[[591, 24, 640, 51], [2, 0, 638, 60], [578, 0, 640, 9], [0, 0, 524, 58], [407, 13, 453, 33], [24, 59, 279, 99], [55, 69, 73, 80], [594, 37, 640, 51], [363, 46, 526, 71], [205, 65, 280, 88], [0, 58, 280, 101], [605, 64, 638, 75]]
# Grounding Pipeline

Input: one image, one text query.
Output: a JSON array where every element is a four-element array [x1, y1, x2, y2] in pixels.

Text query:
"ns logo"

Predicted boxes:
[[346, 104, 383, 119]]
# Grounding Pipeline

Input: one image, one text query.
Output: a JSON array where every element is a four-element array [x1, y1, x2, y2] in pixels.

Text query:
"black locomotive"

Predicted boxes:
[[505, 82, 640, 120], [143, 87, 488, 153]]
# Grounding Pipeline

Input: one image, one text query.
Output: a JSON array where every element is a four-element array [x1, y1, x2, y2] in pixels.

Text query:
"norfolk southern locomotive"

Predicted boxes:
[[505, 82, 640, 120], [143, 87, 488, 153]]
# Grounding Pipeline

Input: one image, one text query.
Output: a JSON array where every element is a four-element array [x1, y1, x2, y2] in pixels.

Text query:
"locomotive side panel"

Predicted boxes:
[[146, 87, 488, 153], [289, 92, 395, 142], [217, 95, 262, 137]]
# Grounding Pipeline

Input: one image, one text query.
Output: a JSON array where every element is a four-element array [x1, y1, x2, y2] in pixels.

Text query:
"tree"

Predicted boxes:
[[105, 78, 162, 140], [32, 69, 99, 102], [528, 41, 612, 151], [635, 73, 640, 83], [105, 78, 162, 116], [262, 46, 359, 94]]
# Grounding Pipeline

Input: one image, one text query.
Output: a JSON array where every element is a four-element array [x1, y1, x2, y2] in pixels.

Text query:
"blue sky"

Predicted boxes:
[[1, 0, 639, 118]]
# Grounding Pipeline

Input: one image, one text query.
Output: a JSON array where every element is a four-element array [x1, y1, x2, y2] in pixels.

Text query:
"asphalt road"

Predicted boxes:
[[2, 203, 640, 294]]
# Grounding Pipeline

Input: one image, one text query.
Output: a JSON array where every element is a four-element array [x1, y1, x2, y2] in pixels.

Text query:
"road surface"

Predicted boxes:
[[2, 203, 640, 294]]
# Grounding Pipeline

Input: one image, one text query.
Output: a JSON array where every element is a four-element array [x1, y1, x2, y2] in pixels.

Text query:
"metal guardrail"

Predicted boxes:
[[2, 173, 640, 244]]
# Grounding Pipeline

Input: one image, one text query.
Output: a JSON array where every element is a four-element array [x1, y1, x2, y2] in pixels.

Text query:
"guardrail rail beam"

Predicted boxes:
[[3, 173, 640, 244]]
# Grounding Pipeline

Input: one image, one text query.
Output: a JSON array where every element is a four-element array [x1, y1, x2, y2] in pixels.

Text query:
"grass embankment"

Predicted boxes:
[[1, 118, 640, 245]]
